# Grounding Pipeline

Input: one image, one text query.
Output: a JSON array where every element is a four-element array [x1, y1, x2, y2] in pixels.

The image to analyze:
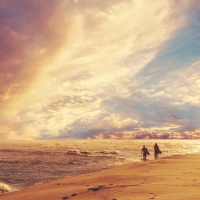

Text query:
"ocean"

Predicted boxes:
[[0, 139, 200, 194]]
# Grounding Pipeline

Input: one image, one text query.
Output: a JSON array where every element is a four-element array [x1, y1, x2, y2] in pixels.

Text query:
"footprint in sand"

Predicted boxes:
[[62, 193, 77, 199], [62, 196, 70, 200], [88, 187, 101, 191]]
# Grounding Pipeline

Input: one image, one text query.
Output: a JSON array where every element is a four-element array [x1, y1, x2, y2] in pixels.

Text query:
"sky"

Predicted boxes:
[[0, 0, 200, 140]]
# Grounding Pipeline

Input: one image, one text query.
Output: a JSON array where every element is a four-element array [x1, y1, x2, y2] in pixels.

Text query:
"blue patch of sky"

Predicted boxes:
[[172, 103, 200, 120], [135, 14, 200, 88]]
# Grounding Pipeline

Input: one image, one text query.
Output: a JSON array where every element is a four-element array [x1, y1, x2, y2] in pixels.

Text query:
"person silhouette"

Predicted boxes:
[[141, 145, 149, 161], [154, 143, 161, 159]]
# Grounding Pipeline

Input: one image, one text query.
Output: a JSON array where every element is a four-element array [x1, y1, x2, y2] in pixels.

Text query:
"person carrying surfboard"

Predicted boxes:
[[154, 143, 162, 159], [141, 145, 149, 161]]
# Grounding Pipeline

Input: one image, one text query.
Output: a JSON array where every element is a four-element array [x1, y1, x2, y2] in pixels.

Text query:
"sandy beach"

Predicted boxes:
[[1, 154, 200, 200]]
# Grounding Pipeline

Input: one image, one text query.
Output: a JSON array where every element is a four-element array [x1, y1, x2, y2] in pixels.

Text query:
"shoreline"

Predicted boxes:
[[1, 153, 168, 194], [1, 153, 200, 200]]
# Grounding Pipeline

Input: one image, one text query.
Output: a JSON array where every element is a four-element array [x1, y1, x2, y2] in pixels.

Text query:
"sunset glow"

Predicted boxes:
[[0, 0, 200, 139]]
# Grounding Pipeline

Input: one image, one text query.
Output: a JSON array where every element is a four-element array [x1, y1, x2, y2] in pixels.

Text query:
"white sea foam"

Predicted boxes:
[[0, 182, 12, 194]]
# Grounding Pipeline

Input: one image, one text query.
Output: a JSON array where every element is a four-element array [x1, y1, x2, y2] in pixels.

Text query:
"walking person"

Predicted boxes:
[[141, 145, 149, 161], [154, 143, 161, 159]]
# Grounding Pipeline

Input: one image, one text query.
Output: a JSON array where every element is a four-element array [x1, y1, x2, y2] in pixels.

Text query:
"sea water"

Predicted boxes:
[[0, 139, 200, 193]]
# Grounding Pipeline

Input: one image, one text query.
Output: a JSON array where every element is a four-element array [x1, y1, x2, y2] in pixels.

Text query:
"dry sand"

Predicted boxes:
[[1, 154, 200, 200]]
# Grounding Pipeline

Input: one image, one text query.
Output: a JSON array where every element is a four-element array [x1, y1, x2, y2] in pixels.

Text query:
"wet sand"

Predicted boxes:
[[1, 154, 200, 200]]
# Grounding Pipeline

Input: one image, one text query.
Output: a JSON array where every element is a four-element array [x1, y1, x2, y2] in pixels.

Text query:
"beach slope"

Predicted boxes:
[[1, 154, 200, 200]]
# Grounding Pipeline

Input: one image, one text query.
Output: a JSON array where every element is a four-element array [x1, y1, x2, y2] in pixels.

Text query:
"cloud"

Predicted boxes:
[[0, 0, 200, 139], [0, 0, 82, 102]]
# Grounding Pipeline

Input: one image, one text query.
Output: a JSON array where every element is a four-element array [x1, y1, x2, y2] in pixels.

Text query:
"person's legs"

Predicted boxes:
[[143, 154, 146, 161], [154, 152, 158, 159]]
